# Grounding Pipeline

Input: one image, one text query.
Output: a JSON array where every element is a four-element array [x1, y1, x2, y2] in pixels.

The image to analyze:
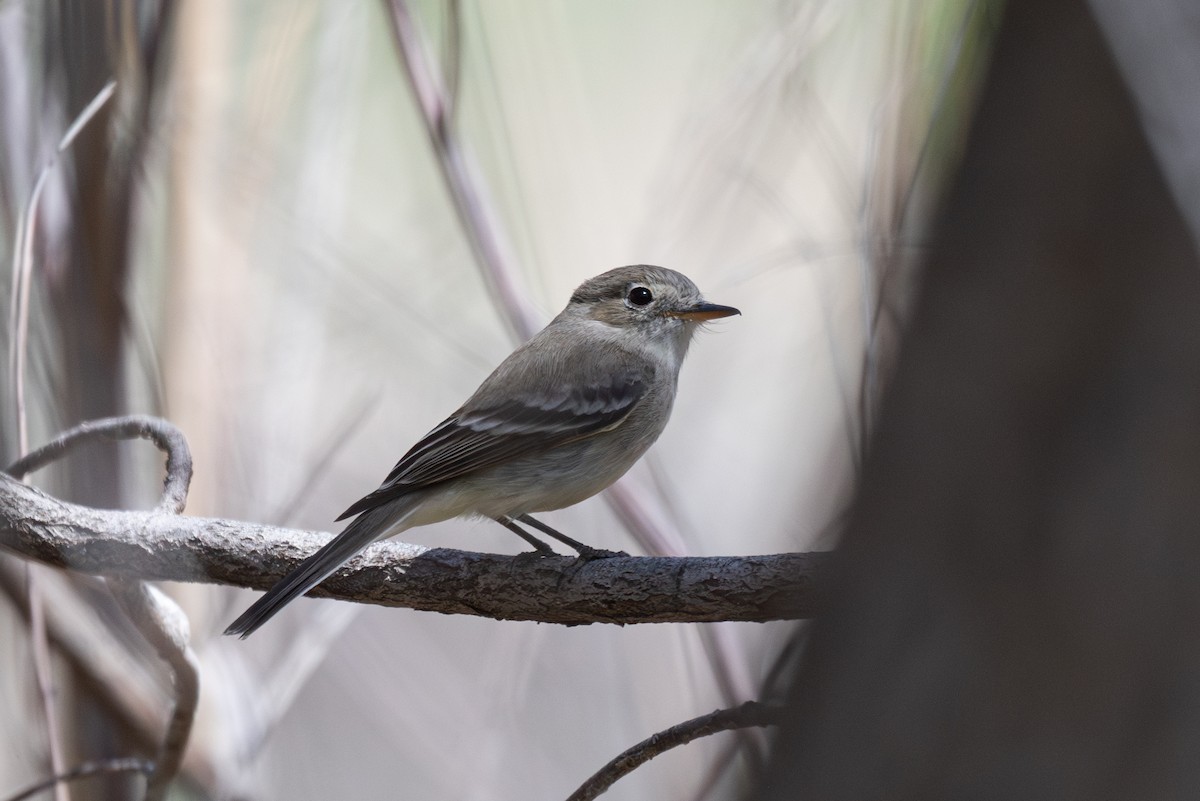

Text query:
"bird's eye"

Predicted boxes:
[[627, 286, 654, 307]]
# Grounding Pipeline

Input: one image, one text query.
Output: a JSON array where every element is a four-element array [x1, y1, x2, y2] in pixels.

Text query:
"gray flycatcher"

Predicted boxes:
[[225, 265, 739, 637]]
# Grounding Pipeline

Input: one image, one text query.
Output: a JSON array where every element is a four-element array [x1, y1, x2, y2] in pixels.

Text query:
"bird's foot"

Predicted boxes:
[[513, 546, 556, 565], [573, 546, 628, 562]]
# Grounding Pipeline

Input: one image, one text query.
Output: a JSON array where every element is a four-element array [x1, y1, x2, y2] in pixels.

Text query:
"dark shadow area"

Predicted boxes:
[[758, 0, 1200, 797]]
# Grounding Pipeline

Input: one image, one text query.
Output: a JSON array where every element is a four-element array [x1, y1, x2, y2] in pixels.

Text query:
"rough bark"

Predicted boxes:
[[0, 474, 828, 626]]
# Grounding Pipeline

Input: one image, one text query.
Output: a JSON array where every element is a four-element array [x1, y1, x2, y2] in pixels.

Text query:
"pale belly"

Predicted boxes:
[[404, 433, 647, 526]]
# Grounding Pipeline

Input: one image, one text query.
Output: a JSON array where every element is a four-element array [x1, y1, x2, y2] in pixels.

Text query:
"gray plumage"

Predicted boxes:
[[224, 265, 739, 637]]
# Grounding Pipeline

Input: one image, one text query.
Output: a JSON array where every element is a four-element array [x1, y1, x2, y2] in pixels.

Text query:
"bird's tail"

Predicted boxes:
[[223, 503, 412, 638]]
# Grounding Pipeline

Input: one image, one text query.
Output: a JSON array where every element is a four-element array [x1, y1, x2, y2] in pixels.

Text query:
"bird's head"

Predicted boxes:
[[565, 265, 739, 359]]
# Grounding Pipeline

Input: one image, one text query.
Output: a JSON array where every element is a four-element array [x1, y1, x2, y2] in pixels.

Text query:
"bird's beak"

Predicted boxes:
[[669, 301, 741, 321]]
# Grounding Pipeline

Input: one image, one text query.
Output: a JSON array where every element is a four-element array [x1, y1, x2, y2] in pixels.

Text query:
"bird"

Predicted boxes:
[[224, 265, 739, 637]]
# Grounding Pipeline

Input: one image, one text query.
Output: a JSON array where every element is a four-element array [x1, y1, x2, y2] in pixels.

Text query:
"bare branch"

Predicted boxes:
[[2, 758, 154, 801], [0, 560, 222, 789], [566, 701, 785, 801], [6, 415, 192, 514], [0, 473, 827, 626], [0, 413, 819, 801], [107, 580, 198, 801], [383, 0, 542, 342], [6, 416, 198, 797], [0, 417, 817, 801], [23, 568, 67, 801], [6, 82, 117, 801]]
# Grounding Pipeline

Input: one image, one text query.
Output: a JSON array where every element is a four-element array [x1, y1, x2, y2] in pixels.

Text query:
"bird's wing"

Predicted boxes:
[[336, 352, 652, 521]]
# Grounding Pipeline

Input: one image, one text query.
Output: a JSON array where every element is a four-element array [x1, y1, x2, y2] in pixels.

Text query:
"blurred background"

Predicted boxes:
[[0, 2, 989, 799]]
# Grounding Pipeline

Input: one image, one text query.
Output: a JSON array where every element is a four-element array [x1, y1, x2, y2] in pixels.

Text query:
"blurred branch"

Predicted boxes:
[[106, 580, 198, 801], [383, 0, 542, 341], [441, 0, 463, 125], [7, 78, 117, 457], [23, 569, 66, 801], [2, 758, 154, 801], [7, 414, 192, 513], [8, 79, 117, 801], [381, 12, 731, 722], [566, 701, 784, 801], [8, 416, 197, 800], [0, 417, 829, 626], [0, 561, 220, 793]]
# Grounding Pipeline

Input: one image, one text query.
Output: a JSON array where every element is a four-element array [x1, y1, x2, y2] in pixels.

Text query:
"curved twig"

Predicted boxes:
[[2, 758, 155, 801], [5, 415, 192, 514], [566, 701, 786, 801], [106, 581, 198, 801], [5, 415, 197, 800]]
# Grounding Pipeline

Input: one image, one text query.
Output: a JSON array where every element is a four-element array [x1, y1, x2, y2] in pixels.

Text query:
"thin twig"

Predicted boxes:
[[107, 581, 199, 801], [6, 415, 193, 514], [603, 481, 691, 556], [566, 701, 785, 801], [379, 1, 740, 685], [382, 0, 541, 341], [441, 0, 462, 126], [382, 0, 691, 558], [7, 81, 119, 801], [8, 81, 117, 455], [10, 121, 63, 801], [696, 622, 768, 765], [2, 758, 155, 801], [0, 560, 223, 787], [9, 163, 41, 458], [688, 737, 748, 801], [24, 569, 66, 801]]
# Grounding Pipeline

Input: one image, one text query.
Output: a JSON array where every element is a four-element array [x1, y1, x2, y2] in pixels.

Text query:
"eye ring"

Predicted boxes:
[[627, 286, 654, 307]]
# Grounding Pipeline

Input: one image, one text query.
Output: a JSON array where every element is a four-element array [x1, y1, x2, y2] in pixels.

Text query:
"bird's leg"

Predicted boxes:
[[516, 514, 626, 560], [492, 516, 556, 555]]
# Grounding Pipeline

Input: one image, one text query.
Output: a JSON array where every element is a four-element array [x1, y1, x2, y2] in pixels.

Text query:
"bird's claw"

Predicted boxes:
[[574, 546, 627, 562], [514, 548, 555, 565]]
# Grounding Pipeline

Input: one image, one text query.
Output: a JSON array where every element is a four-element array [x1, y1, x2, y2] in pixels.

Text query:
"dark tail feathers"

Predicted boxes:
[[223, 505, 404, 638]]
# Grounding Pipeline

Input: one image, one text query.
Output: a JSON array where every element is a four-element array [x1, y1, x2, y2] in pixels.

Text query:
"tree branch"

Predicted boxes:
[[106, 579, 198, 801], [0, 472, 828, 626], [2, 758, 154, 801], [5, 414, 192, 513], [566, 701, 785, 801], [0, 417, 820, 801], [5, 415, 200, 800]]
